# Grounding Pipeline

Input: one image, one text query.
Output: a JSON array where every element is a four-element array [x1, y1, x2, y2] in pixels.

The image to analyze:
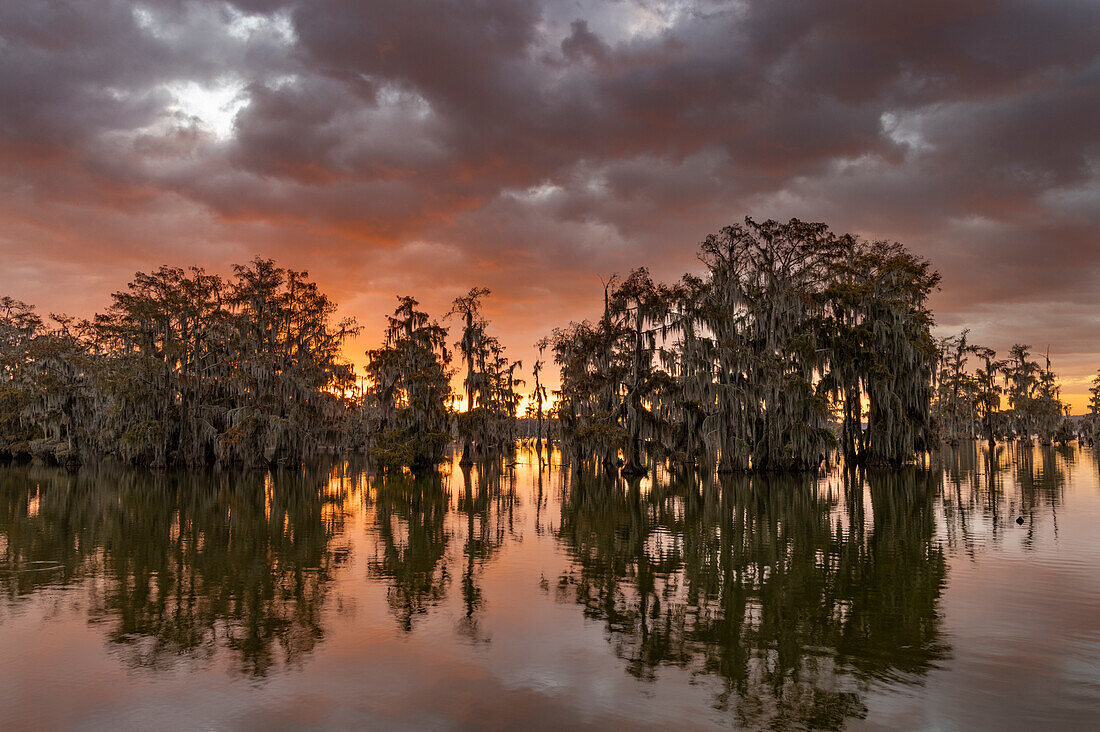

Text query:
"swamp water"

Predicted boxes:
[[0, 444, 1098, 730]]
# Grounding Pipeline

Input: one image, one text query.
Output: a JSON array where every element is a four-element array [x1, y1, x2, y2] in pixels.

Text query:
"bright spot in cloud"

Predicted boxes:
[[132, 6, 154, 29], [226, 7, 296, 44], [506, 182, 563, 203], [165, 79, 249, 139], [880, 111, 933, 154]]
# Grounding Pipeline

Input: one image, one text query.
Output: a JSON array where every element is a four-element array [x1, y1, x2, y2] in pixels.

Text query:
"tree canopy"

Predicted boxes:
[[4, 216, 1091, 475], [550, 218, 941, 472]]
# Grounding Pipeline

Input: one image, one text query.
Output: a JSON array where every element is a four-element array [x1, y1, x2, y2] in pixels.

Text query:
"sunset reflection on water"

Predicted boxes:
[[0, 443, 1097, 730]]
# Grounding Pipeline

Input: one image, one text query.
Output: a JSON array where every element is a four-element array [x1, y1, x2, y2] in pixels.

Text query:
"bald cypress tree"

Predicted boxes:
[[611, 268, 672, 476], [1004, 345, 1040, 441], [1084, 371, 1100, 446], [972, 346, 1003, 446], [4, 260, 359, 469], [0, 297, 43, 460], [656, 274, 711, 468], [730, 219, 837, 470], [550, 275, 634, 471], [223, 260, 360, 466], [549, 218, 939, 473], [853, 242, 940, 467], [449, 287, 522, 463], [1032, 350, 1066, 446], [530, 339, 550, 451], [21, 314, 93, 467], [364, 296, 452, 470]]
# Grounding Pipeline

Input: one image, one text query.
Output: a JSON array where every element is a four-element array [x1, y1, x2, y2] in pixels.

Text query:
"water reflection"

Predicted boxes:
[[0, 463, 347, 676], [553, 466, 948, 730], [454, 463, 518, 641], [938, 442, 1067, 553], [365, 469, 452, 632], [0, 443, 1092, 730], [362, 461, 519, 638]]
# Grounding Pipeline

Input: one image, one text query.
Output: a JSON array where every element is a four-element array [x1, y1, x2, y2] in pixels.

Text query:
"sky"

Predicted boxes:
[[1, 0, 1098, 409]]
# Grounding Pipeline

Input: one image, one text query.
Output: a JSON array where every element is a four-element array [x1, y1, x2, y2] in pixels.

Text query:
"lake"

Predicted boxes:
[[1, 444, 1098, 730]]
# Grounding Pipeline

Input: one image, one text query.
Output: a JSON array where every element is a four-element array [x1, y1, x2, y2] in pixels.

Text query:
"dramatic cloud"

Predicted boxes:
[[2, 0, 1098, 405]]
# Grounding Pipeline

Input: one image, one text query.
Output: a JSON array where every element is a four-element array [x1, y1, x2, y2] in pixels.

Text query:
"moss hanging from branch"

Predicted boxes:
[[548, 218, 941, 473], [448, 288, 523, 464], [3, 260, 359, 469], [363, 296, 453, 471]]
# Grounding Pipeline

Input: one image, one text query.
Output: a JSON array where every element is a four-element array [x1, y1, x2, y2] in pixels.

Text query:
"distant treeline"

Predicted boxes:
[[2, 217, 1096, 473], [932, 332, 1099, 446]]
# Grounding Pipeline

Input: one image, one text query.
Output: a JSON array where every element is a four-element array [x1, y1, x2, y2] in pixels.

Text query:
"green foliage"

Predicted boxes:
[[448, 288, 523, 462], [550, 218, 938, 472], [1, 260, 359, 468], [938, 342, 1069, 446], [364, 296, 453, 471]]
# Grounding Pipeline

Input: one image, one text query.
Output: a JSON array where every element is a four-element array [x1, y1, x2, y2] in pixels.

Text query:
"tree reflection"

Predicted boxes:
[[363, 457, 518, 639], [554, 466, 949, 730], [456, 461, 517, 641], [939, 441, 1065, 551], [0, 442, 1076, 714], [0, 463, 347, 676], [365, 468, 452, 632]]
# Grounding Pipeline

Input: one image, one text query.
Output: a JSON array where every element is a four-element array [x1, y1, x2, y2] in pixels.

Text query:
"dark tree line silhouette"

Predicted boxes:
[[1, 217, 1092, 473], [931, 333, 1085, 447], [1, 261, 358, 469], [550, 218, 940, 471]]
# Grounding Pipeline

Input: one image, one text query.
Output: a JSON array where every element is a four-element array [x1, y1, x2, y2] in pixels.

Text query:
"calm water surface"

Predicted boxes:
[[1, 444, 1098, 730]]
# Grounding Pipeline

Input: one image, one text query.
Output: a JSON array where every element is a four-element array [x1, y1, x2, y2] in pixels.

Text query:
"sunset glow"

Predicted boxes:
[[2, 1, 1098, 410], [3, 4, 1100, 728]]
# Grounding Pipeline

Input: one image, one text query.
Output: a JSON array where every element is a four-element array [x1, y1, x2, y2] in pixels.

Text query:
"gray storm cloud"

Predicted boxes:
[[1, 0, 1098, 400]]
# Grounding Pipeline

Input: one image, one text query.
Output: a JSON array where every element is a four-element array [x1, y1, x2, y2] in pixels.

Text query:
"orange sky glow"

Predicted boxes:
[[2, 1, 1098, 413]]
